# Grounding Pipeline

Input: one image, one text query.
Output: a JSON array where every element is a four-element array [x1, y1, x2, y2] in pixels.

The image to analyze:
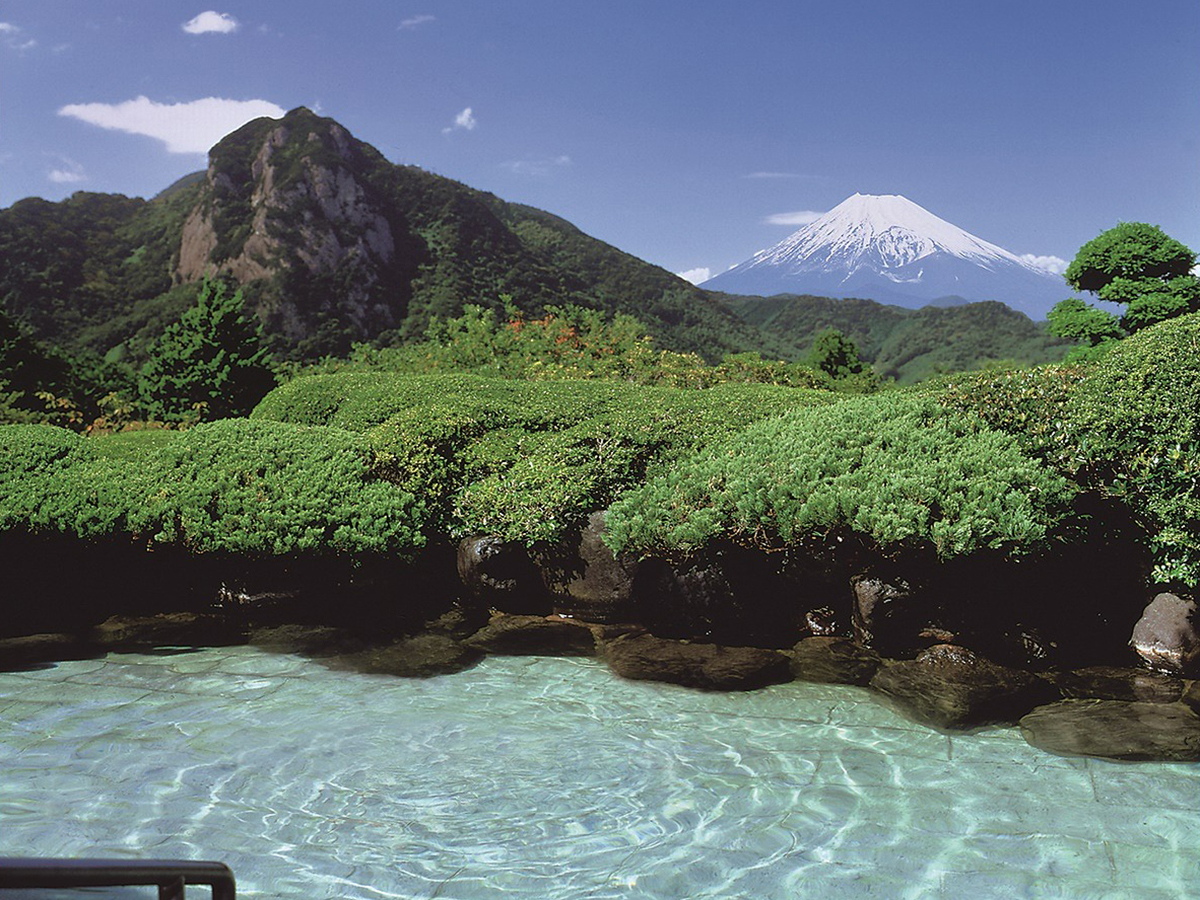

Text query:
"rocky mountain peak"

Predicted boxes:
[[175, 108, 401, 345]]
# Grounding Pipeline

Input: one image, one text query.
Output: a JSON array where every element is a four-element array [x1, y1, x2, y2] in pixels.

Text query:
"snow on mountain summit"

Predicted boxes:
[[703, 193, 1068, 319]]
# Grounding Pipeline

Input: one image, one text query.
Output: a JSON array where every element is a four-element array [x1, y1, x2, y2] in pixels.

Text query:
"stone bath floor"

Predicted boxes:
[[0, 648, 1197, 900]]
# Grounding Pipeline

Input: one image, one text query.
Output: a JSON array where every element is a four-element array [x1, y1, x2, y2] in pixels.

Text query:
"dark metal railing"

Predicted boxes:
[[0, 858, 235, 899]]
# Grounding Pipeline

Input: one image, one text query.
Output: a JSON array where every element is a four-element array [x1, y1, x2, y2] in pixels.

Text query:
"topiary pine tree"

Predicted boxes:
[[138, 279, 275, 422], [1050, 223, 1200, 342]]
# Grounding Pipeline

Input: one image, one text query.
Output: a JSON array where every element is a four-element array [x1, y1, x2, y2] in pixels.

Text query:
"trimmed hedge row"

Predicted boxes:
[[939, 312, 1200, 586], [603, 392, 1077, 560], [2, 375, 833, 556], [253, 374, 833, 543], [0, 420, 427, 557]]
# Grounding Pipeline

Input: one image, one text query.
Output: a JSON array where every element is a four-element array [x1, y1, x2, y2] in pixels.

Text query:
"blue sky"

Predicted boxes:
[[1, 0, 1197, 284]]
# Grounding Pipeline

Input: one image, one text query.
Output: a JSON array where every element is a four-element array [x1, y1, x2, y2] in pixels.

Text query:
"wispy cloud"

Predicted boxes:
[[0, 21, 37, 51], [675, 267, 712, 285], [764, 210, 824, 226], [399, 14, 435, 30], [58, 96, 286, 154], [182, 11, 239, 35], [442, 107, 477, 134], [503, 155, 571, 176], [1019, 253, 1068, 275], [47, 156, 86, 184]]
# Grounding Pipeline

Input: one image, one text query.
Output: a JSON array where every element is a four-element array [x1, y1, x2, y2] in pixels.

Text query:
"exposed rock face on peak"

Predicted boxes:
[[704, 193, 1069, 319], [176, 108, 409, 351], [0, 107, 783, 362]]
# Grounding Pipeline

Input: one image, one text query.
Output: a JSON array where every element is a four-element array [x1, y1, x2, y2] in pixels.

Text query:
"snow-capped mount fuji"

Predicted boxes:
[[702, 193, 1069, 319]]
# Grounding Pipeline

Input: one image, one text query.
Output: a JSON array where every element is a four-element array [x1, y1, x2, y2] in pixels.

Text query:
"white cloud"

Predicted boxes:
[[442, 107, 477, 134], [764, 210, 823, 226], [503, 155, 571, 176], [47, 157, 85, 183], [0, 21, 36, 51], [399, 14, 436, 30], [676, 267, 712, 285], [1019, 253, 1068, 275], [58, 96, 287, 154], [182, 11, 239, 34]]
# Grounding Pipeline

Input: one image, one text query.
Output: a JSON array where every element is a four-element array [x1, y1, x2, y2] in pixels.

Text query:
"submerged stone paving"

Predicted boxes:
[[1, 648, 1197, 899]]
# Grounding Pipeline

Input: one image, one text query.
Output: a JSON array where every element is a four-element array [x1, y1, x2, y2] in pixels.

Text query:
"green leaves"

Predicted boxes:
[[253, 372, 830, 545], [1065, 222, 1196, 291], [1059, 222, 1200, 337], [0, 420, 427, 558], [604, 393, 1075, 560], [138, 279, 276, 423]]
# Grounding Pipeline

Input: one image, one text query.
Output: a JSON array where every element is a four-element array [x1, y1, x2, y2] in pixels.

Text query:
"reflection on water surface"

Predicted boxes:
[[1, 649, 1196, 899]]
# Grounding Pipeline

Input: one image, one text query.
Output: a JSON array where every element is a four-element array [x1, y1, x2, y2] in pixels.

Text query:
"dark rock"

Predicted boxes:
[[869, 644, 1060, 730], [247, 624, 367, 657], [423, 606, 491, 640], [1130, 593, 1199, 676], [0, 633, 93, 670], [1020, 700, 1200, 762], [1183, 680, 1200, 714], [631, 546, 801, 647], [604, 633, 793, 691], [463, 614, 598, 656], [537, 511, 639, 623], [588, 622, 647, 643], [457, 536, 550, 614], [325, 634, 482, 677], [791, 637, 880, 686], [851, 574, 944, 657], [1052, 666, 1186, 704], [91, 613, 246, 650]]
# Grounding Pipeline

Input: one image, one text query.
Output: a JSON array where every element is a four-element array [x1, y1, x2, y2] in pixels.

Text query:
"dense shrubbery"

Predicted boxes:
[[1, 373, 830, 559], [296, 303, 830, 389], [0, 420, 427, 557], [604, 392, 1076, 560], [933, 363, 1092, 469], [1064, 314, 1200, 585], [4, 309, 1194, 592], [938, 313, 1200, 586], [254, 372, 831, 543]]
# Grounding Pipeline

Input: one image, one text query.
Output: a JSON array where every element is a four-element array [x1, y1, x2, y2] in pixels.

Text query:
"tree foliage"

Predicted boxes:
[[1045, 297, 1121, 360], [1053, 223, 1200, 338], [138, 279, 275, 422], [297, 302, 830, 389]]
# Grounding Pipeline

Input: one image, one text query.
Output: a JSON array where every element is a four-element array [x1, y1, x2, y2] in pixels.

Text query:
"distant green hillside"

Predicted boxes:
[[0, 107, 786, 364], [0, 186, 203, 362], [720, 293, 1074, 382]]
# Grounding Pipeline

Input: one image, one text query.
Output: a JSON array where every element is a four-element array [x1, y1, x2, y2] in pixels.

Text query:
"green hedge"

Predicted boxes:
[[604, 392, 1076, 560], [253, 373, 833, 543], [1064, 313, 1200, 584], [0, 420, 427, 557], [936, 313, 1200, 586]]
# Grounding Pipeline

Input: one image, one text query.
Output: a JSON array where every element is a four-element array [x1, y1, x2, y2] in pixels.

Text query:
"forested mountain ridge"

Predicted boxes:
[[0, 107, 784, 363], [722, 293, 1073, 383]]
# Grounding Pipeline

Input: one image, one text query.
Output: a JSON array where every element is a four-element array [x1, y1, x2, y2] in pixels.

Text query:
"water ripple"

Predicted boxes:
[[1, 649, 1196, 899]]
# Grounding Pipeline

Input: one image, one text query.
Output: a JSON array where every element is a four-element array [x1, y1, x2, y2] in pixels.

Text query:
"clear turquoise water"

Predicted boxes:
[[1, 647, 1197, 899]]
